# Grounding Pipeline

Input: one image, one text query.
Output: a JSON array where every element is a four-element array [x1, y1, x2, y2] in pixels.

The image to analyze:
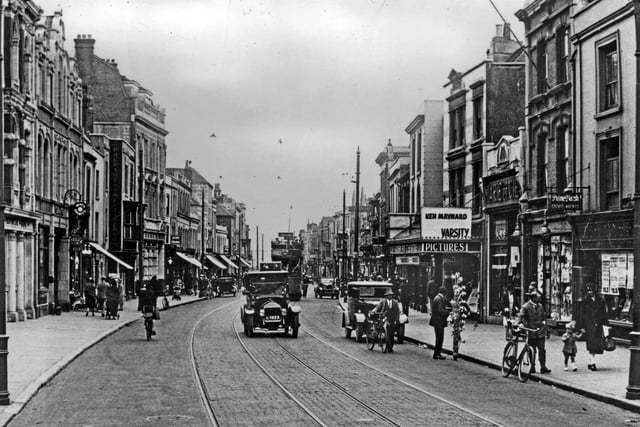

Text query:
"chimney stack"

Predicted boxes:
[[496, 24, 503, 37], [503, 23, 511, 40]]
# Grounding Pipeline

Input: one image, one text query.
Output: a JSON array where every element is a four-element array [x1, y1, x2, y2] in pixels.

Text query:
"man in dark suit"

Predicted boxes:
[[370, 289, 400, 352], [429, 286, 450, 359]]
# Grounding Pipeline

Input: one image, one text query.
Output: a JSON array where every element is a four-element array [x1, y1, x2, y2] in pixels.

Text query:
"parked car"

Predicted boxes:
[[216, 276, 237, 297], [240, 271, 301, 338], [315, 278, 339, 299], [342, 280, 408, 343]]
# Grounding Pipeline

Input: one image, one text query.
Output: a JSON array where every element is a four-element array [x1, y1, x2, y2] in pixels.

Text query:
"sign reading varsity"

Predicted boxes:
[[421, 207, 472, 240]]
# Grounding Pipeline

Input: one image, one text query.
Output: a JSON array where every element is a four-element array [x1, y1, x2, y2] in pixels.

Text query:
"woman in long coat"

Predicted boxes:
[[578, 283, 608, 371]]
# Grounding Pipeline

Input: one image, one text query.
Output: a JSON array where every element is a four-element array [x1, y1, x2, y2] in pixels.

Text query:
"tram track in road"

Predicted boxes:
[[299, 324, 505, 427], [188, 299, 238, 427]]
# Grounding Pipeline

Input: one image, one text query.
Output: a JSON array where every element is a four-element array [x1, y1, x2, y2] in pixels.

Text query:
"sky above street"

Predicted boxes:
[[37, 0, 524, 256]]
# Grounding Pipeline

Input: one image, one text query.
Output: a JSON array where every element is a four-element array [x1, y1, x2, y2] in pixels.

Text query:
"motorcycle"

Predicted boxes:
[[142, 305, 156, 340]]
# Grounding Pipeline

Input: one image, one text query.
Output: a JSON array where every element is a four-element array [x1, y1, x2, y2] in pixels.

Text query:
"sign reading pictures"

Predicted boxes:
[[421, 207, 472, 240]]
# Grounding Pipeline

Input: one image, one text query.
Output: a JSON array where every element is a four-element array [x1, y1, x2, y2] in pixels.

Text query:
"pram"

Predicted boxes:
[[105, 285, 120, 320]]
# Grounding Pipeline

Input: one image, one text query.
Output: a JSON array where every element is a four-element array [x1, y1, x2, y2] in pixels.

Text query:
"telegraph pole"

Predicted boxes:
[[354, 147, 360, 279], [0, 4, 10, 404], [261, 234, 264, 261], [201, 188, 205, 265], [342, 189, 346, 283], [138, 149, 145, 295]]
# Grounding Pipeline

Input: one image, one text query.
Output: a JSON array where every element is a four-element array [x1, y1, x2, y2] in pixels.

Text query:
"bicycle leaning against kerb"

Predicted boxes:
[[501, 321, 540, 382]]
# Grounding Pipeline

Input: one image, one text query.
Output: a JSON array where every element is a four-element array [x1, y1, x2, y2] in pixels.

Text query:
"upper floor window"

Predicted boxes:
[[556, 27, 569, 84], [600, 135, 620, 210], [472, 96, 483, 140], [597, 35, 620, 113], [497, 144, 508, 164], [416, 132, 422, 173], [449, 106, 465, 149], [449, 167, 465, 207], [536, 133, 547, 197], [536, 40, 548, 94], [556, 127, 570, 191]]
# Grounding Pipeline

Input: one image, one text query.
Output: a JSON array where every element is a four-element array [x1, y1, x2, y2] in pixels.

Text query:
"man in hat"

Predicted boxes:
[[518, 282, 551, 374], [430, 285, 451, 359], [370, 289, 400, 352]]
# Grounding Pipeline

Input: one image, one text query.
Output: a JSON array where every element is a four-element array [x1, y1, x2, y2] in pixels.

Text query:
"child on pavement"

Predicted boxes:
[[562, 321, 583, 371]]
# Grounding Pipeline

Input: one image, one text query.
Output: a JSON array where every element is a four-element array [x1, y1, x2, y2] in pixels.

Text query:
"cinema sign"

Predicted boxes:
[[421, 207, 472, 240]]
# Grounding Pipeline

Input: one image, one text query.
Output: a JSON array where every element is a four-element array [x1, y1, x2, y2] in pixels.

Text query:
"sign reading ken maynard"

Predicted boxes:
[[421, 207, 472, 240]]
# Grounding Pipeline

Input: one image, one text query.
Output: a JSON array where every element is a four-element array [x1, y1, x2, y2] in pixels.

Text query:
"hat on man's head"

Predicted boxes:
[[566, 320, 576, 331], [586, 283, 595, 292], [384, 289, 395, 297], [526, 284, 539, 296], [438, 286, 448, 294]]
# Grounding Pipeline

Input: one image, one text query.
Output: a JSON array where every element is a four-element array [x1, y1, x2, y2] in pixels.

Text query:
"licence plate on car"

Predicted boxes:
[[265, 315, 280, 321]]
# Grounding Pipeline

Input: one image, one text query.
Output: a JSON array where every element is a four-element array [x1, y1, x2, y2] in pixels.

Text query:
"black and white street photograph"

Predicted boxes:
[[2, 0, 640, 425]]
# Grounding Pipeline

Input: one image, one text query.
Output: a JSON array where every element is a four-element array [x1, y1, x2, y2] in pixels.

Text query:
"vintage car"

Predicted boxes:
[[315, 278, 339, 299], [240, 270, 301, 338], [342, 280, 408, 343], [216, 276, 237, 297]]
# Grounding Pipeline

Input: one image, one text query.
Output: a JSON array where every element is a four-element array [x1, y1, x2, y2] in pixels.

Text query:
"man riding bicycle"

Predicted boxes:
[[369, 289, 400, 352], [138, 285, 157, 336]]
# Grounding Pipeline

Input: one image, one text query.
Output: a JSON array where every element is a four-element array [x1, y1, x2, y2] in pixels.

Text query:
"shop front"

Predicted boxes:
[[572, 209, 634, 343]]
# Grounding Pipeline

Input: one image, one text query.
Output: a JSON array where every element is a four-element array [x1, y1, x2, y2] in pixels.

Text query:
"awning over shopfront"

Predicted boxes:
[[206, 254, 227, 270], [218, 254, 238, 269], [88, 242, 134, 270], [176, 251, 203, 268], [238, 257, 251, 268]]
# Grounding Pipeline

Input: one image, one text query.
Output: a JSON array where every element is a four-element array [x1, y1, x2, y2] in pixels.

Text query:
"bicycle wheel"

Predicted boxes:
[[367, 325, 376, 351], [378, 328, 387, 353], [518, 346, 534, 383], [501, 342, 517, 377]]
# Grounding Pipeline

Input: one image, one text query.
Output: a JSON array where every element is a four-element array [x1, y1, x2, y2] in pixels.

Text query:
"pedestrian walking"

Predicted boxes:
[[518, 283, 551, 374], [117, 278, 124, 310], [561, 321, 583, 371], [84, 278, 97, 317], [577, 283, 609, 371], [97, 277, 108, 316], [429, 285, 450, 360]]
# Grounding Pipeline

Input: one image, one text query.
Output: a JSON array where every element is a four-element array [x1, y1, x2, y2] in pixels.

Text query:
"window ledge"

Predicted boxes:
[[594, 106, 621, 120]]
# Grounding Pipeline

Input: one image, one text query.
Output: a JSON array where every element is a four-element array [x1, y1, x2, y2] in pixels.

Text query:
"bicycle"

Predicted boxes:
[[142, 305, 155, 341], [501, 321, 540, 383], [366, 312, 388, 353]]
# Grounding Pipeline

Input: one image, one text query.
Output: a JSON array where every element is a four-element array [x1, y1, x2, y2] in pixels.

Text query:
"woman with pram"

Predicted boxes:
[[105, 279, 120, 320]]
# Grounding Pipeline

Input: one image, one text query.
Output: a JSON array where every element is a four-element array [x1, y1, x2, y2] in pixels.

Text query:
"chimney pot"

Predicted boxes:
[[503, 23, 511, 40], [496, 24, 503, 37]]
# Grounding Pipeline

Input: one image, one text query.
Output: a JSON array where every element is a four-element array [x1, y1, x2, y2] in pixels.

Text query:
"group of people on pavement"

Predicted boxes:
[[513, 281, 609, 373], [82, 276, 125, 319]]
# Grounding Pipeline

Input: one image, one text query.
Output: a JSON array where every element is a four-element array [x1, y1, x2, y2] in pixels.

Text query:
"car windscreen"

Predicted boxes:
[[245, 273, 288, 295], [348, 286, 389, 300]]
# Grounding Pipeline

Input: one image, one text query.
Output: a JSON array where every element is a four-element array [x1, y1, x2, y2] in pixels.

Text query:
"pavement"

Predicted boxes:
[[339, 298, 640, 414], [0, 293, 204, 426], [1, 293, 638, 426]]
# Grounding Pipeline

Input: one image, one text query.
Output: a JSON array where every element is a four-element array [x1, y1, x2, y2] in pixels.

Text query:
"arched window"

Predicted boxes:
[[43, 138, 51, 198], [497, 144, 508, 164]]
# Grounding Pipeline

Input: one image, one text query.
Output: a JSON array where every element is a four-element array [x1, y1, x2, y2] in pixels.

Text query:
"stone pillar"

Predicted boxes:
[[7, 232, 17, 322], [16, 232, 25, 321], [58, 236, 70, 309], [24, 233, 34, 319]]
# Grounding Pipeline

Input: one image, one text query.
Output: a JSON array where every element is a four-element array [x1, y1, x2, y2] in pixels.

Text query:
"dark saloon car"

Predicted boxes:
[[342, 280, 407, 343], [240, 270, 301, 338], [315, 278, 339, 299], [216, 276, 237, 297]]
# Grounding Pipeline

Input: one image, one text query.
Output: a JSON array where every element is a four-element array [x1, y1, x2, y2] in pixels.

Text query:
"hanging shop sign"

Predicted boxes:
[[421, 207, 472, 240], [548, 193, 582, 211]]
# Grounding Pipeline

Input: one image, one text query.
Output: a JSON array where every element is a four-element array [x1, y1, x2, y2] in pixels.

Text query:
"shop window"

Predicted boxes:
[[600, 252, 632, 323]]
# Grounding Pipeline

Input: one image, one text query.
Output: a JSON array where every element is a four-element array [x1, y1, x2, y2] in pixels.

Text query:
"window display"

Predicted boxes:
[[600, 252, 633, 322]]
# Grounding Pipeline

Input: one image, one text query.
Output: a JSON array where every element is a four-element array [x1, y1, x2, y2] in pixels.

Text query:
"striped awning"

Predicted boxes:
[[89, 242, 134, 270], [176, 252, 202, 268], [218, 254, 238, 270], [206, 255, 227, 270]]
